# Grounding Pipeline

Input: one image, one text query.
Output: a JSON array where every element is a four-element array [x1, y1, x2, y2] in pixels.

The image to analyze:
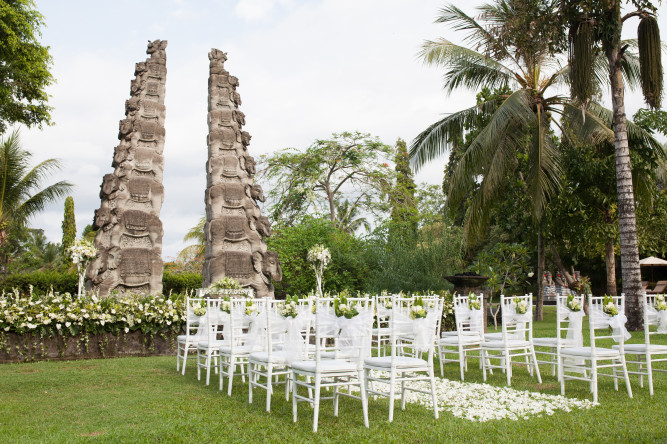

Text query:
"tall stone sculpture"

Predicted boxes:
[[86, 40, 167, 296], [202, 49, 282, 298]]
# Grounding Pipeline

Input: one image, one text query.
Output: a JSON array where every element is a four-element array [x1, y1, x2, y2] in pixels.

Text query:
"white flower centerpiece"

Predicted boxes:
[[278, 295, 299, 318], [567, 294, 582, 312], [68, 239, 97, 298], [513, 297, 528, 314], [655, 294, 667, 311], [307, 244, 331, 297], [602, 295, 618, 316], [334, 293, 359, 319], [410, 296, 428, 319], [468, 293, 481, 311]]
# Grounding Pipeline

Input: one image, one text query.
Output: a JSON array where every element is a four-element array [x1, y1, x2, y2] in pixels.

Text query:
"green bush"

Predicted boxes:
[[267, 216, 370, 297], [0, 271, 78, 294], [162, 271, 202, 295]]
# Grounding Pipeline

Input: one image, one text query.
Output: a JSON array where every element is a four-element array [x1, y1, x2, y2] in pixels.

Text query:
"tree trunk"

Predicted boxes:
[[605, 237, 617, 295], [608, 48, 644, 331], [536, 230, 545, 321]]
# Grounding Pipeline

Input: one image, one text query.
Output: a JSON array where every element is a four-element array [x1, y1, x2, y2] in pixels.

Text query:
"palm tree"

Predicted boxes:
[[409, 1, 652, 319], [335, 199, 370, 234], [563, 2, 663, 329], [0, 130, 72, 248], [177, 215, 206, 262]]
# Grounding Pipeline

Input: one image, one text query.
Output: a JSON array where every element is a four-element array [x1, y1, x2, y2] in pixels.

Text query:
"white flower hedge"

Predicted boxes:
[[0, 289, 185, 337]]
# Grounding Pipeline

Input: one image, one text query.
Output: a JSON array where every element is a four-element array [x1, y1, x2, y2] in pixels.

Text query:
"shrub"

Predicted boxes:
[[0, 271, 78, 294], [162, 271, 202, 295]]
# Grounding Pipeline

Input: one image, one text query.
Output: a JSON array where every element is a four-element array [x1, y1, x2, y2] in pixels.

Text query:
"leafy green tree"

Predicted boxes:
[[177, 215, 205, 264], [472, 243, 533, 298], [0, 0, 55, 133], [334, 199, 370, 234], [563, 0, 663, 329], [60, 196, 75, 263], [258, 131, 394, 226], [389, 139, 418, 237], [81, 224, 97, 243], [266, 216, 369, 297], [0, 131, 72, 248]]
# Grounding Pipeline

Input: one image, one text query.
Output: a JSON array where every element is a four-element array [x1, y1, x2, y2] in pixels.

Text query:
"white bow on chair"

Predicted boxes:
[[590, 308, 631, 342], [646, 305, 667, 334]]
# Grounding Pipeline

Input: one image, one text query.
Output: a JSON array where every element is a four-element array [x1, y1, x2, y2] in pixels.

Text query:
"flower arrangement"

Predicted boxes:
[[219, 296, 231, 314], [566, 294, 581, 312], [245, 300, 258, 316], [0, 288, 185, 337], [513, 297, 528, 315], [655, 294, 667, 311], [308, 244, 331, 297], [468, 293, 481, 310], [193, 306, 206, 317], [334, 293, 359, 319], [278, 295, 299, 318], [68, 239, 97, 298], [209, 277, 243, 291], [602, 295, 618, 316], [410, 297, 427, 319]]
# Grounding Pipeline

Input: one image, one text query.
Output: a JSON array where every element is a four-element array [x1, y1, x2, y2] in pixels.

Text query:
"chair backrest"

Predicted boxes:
[[588, 294, 626, 353], [414, 294, 444, 339], [555, 293, 584, 348], [500, 294, 533, 342], [389, 296, 444, 363], [313, 296, 373, 368], [196, 288, 254, 298], [376, 294, 393, 324], [204, 297, 230, 345], [453, 294, 483, 339], [185, 297, 204, 336], [225, 297, 252, 347], [643, 293, 667, 345]]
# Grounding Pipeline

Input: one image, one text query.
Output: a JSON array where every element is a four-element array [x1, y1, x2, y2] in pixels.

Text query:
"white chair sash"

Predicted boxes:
[[244, 311, 265, 352], [646, 305, 667, 334], [271, 312, 309, 363], [590, 307, 631, 342], [454, 305, 484, 338], [392, 310, 437, 352], [338, 311, 373, 355], [563, 309, 585, 347], [504, 304, 531, 340]]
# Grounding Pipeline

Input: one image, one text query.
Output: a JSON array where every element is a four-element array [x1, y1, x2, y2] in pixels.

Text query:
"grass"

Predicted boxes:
[[0, 306, 665, 443]]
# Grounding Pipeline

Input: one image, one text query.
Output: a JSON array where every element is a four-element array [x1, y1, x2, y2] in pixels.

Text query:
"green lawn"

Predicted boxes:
[[0, 307, 665, 443]]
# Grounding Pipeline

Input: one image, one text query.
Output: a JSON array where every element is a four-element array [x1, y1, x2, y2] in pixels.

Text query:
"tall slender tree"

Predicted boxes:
[[390, 139, 418, 237], [61, 196, 75, 263], [563, 0, 663, 329]]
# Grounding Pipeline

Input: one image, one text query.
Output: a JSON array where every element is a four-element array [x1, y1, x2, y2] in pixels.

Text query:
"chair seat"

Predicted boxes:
[[248, 351, 290, 365], [364, 356, 428, 369], [372, 327, 391, 335], [177, 334, 199, 343], [532, 337, 577, 347], [197, 340, 227, 349], [484, 333, 503, 341], [291, 359, 358, 373], [612, 344, 667, 354], [441, 331, 458, 338], [319, 350, 358, 360], [438, 334, 481, 346], [561, 346, 621, 358], [482, 340, 531, 349], [219, 345, 253, 355]]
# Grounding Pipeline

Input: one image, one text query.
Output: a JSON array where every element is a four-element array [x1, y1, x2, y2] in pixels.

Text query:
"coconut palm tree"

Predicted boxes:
[[0, 130, 72, 248], [177, 215, 206, 262], [335, 199, 370, 234], [409, 1, 659, 319], [563, 1, 663, 329]]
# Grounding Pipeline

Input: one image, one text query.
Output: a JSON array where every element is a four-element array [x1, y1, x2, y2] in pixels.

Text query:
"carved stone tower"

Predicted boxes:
[[85, 40, 167, 296], [202, 49, 282, 298]]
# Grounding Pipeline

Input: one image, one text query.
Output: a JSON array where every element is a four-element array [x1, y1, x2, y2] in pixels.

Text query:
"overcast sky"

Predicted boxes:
[[19, 0, 665, 260]]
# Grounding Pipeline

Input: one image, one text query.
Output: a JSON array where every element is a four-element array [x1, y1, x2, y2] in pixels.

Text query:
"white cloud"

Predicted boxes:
[[235, 0, 277, 20]]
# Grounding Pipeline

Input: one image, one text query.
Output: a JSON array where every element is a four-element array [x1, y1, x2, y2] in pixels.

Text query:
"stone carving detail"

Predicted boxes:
[[86, 40, 167, 296], [202, 49, 281, 297]]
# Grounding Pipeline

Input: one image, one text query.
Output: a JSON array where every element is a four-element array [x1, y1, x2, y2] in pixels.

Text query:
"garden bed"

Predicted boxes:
[[0, 330, 179, 363]]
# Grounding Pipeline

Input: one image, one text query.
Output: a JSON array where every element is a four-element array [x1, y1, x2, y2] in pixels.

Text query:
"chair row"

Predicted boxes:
[[176, 295, 445, 432]]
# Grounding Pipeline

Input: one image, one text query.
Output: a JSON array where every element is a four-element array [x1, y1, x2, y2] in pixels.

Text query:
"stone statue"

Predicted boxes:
[[202, 49, 281, 297], [86, 40, 167, 296]]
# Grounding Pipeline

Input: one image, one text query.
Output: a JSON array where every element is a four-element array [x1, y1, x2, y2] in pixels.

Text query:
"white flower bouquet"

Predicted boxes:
[[566, 294, 581, 312], [655, 294, 666, 311], [468, 293, 481, 311], [308, 244, 331, 296], [410, 297, 427, 320], [209, 277, 243, 290], [278, 295, 299, 318], [245, 301, 258, 316], [513, 297, 528, 315], [334, 293, 359, 319], [602, 295, 618, 316]]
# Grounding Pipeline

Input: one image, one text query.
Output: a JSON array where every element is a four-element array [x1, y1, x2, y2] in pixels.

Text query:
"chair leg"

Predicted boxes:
[[551, 348, 556, 377], [205, 352, 212, 386], [429, 365, 439, 419], [559, 355, 565, 396], [438, 345, 444, 378], [292, 370, 298, 422], [612, 359, 619, 391], [524, 348, 532, 376], [388, 370, 396, 422], [182, 345, 190, 376], [333, 377, 340, 417], [219, 356, 224, 391], [646, 353, 654, 396], [531, 346, 542, 383], [620, 355, 633, 399], [637, 354, 644, 388], [313, 376, 321, 433], [591, 359, 598, 403], [266, 365, 273, 413], [482, 349, 488, 381], [400, 372, 407, 411], [176, 344, 181, 371], [248, 362, 254, 404], [358, 370, 369, 428], [227, 358, 235, 397], [506, 352, 512, 386], [197, 350, 202, 381], [459, 347, 465, 381]]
